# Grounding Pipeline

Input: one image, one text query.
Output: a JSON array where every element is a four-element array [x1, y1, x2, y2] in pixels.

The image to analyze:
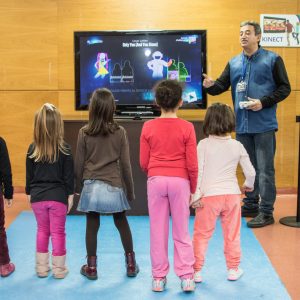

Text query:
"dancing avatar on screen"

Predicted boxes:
[[167, 59, 190, 82], [94, 52, 110, 78], [147, 51, 172, 78], [121, 60, 134, 82]]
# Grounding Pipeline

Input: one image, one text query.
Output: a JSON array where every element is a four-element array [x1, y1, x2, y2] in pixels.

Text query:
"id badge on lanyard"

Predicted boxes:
[[237, 80, 247, 92], [237, 55, 247, 93]]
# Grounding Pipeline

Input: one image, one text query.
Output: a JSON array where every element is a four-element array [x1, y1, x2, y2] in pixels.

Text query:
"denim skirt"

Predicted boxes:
[[77, 180, 131, 213]]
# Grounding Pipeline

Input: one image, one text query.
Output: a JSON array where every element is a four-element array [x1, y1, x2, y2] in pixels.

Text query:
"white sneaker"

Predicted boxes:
[[194, 271, 202, 283], [227, 267, 244, 281], [152, 277, 167, 292], [181, 278, 195, 292]]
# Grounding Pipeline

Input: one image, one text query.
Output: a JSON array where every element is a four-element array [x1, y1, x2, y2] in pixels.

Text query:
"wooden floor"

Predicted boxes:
[[4, 193, 300, 299]]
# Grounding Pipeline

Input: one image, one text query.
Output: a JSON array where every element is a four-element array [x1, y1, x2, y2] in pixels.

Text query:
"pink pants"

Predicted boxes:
[[193, 194, 241, 271], [147, 176, 195, 279], [31, 201, 67, 256]]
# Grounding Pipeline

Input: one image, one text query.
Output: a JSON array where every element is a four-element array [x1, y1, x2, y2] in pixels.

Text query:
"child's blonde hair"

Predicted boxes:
[[30, 103, 68, 163]]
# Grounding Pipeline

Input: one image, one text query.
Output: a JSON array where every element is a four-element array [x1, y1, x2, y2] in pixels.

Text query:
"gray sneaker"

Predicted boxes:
[[247, 212, 274, 228]]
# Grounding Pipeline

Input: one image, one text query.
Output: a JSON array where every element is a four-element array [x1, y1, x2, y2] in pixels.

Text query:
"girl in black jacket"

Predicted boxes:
[[0, 136, 15, 277]]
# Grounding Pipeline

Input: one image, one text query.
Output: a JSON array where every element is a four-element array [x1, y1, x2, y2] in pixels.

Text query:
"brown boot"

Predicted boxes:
[[36, 252, 50, 278], [125, 251, 139, 277], [80, 256, 98, 280], [52, 255, 68, 279]]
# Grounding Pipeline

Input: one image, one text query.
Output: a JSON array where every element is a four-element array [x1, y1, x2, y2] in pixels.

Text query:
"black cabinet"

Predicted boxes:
[[64, 119, 203, 215]]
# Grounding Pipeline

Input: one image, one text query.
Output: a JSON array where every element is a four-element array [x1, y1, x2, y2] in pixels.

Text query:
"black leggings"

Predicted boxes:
[[85, 211, 133, 256]]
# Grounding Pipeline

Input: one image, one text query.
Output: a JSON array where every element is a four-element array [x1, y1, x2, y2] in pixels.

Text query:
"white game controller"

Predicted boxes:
[[239, 101, 252, 109]]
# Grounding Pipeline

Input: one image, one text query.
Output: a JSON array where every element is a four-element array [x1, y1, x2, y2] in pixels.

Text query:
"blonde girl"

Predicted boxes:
[[26, 103, 74, 279]]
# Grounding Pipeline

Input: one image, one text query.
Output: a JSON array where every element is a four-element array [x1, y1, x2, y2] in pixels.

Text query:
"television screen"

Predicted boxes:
[[74, 30, 207, 113]]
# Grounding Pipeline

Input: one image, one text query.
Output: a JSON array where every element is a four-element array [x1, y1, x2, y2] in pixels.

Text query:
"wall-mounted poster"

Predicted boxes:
[[260, 14, 300, 47]]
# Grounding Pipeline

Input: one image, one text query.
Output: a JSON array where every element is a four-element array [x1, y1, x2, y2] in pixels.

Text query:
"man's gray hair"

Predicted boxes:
[[240, 20, 261, 36]]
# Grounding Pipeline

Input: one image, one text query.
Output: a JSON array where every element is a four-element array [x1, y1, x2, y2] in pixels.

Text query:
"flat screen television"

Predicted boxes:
[[74, 30, 207, 115]]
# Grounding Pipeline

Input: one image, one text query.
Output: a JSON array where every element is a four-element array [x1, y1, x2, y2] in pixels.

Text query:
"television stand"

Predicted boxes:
[[120, 110, 154, 116], [115, 109, 159, 119], [63, 119, 204, 215]]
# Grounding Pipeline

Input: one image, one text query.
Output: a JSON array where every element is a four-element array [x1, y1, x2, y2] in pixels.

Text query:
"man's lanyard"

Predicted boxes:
[[241, 54, 247, 81]]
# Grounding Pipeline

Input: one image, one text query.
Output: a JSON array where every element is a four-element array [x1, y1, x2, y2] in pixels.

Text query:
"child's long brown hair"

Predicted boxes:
[[84, 88, 119, 136], [30, 103, 68, 163]]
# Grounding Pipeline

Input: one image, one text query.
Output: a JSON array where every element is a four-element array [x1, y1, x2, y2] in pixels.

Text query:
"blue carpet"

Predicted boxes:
[[0, 212, 291, 300]]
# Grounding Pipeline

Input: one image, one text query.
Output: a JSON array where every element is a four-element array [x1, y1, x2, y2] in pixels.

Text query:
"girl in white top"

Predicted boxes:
[[191, 103, 255, 282]]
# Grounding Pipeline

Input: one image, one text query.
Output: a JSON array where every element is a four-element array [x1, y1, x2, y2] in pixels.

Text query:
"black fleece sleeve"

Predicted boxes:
[[205, 63, 231, 95], [260, 56, 291, 108], [0, 137, 13, 199]]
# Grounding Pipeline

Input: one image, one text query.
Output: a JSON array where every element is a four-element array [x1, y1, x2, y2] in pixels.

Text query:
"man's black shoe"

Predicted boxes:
[[241, 207, 259, 218], [247, 213, 275, 228]]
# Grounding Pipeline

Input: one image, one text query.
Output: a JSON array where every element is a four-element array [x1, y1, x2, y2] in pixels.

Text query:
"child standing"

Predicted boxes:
[[75, 88, 139, 280], [0, 137, 15, 277], [26, 103, 74, 279], [140, 79, 198, 292], [191, 103, 255, 282]]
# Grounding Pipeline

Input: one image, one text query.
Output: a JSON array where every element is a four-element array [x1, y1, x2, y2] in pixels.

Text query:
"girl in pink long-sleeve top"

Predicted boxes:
[[191, 103, 255, 283], [140, 79, 198, 292]]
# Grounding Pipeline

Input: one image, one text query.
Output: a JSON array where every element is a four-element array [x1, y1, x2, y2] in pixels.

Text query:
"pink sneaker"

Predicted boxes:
[[0, 262, 15, 277]]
